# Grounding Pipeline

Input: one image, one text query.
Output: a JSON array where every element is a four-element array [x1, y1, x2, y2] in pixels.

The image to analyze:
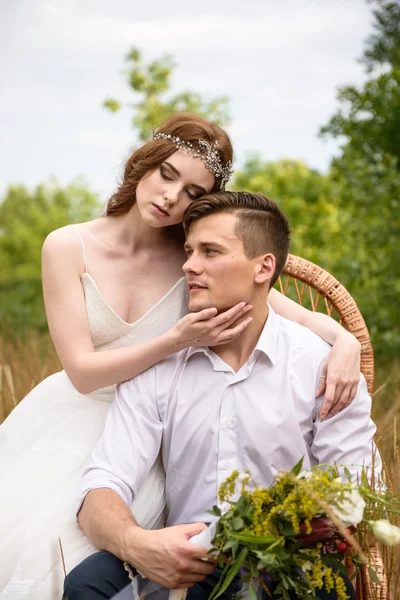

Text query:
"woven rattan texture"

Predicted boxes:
[[279, 254, 374, 395], [278, 254, 388, 599]]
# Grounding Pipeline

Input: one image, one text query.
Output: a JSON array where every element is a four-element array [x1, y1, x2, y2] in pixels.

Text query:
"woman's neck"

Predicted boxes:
[[98, 205, 176, 255]]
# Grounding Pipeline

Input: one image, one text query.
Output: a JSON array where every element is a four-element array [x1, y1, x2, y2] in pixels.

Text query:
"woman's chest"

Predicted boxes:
[[89, 257, 184, 324]]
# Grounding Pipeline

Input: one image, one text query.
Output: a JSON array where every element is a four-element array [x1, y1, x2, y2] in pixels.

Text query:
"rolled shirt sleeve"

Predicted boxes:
[[76, 366, 162, 514], [312, 374, 382, 481]]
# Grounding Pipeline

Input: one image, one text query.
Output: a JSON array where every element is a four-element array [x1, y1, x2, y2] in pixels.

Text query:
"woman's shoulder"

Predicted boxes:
[[42, 222, 95, 273], [42, 221, 100, 258]]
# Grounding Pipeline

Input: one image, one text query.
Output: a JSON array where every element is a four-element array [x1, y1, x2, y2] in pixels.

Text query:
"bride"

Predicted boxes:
[[0, 113, 361, 599]]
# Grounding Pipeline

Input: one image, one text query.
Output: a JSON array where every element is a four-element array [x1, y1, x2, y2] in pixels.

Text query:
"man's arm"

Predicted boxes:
[[77, 372, 163, 515], [79, 487, 214, 589], [77, 369, 216, 589], [311, 375, 382, 481]]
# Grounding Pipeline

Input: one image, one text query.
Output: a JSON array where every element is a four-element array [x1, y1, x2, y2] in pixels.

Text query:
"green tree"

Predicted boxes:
[[328, 154, 400, 353], [231, 157, 343, 269], [0, 179, 100, 332], [320, 0, 400, 354], [103, 47, 231, 140], [320, 0, 400, 165], [362, 0, 400, 71]]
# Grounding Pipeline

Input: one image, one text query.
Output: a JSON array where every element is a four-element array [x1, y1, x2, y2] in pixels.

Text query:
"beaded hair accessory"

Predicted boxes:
[[153, 132, 233, 189]]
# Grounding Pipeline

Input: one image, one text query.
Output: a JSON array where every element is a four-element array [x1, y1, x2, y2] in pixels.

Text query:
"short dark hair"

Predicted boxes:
[[183, 191, 291, 288]]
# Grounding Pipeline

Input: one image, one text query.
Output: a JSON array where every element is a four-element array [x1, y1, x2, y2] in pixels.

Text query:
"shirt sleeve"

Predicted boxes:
[[311, 374, 382, 481], [76, 367, 162, 514]]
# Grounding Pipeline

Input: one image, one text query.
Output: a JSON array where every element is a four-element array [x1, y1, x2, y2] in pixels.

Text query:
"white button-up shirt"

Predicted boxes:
[[78, 307, 379, 526]]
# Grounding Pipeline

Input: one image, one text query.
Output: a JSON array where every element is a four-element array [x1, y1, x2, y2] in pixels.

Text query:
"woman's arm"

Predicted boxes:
[[42, 229, 252, 395], [268, 288, 361, 419]]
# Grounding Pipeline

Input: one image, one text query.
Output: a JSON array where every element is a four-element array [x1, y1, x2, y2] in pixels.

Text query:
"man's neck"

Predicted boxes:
[[212, 300, 269, 372]]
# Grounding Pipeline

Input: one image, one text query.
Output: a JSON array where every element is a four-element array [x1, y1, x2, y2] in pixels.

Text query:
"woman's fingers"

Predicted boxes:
[[325, 385, 348, 419], [315, 363, 328, 398], [172, 303, 253, 348], [211, 317, 253, 345], [189, 307, 218, 322], [325, 379, 358, 419], [206, 302, 252, 330], [319, 378, 338, 420], [318, 333, 361, 420], [210, 305, 253, 334]]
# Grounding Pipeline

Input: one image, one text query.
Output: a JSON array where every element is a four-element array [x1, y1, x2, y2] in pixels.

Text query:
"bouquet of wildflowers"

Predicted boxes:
[[200, 459, 400, 600]]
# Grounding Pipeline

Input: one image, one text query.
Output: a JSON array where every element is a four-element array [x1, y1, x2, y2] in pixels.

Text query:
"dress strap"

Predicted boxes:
[[73, 226, 88, 273]]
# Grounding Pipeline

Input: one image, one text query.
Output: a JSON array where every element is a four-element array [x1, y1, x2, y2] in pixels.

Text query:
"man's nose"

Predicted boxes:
[[182, 254, 202, 274]]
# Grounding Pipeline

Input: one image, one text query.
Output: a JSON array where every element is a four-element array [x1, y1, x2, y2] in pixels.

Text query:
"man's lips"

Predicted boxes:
[[152, 203, 169, 216], [187, 282, 208, 292]]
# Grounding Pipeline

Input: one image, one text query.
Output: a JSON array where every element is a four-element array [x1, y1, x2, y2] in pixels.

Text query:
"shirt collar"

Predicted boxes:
[[184, 303, 280, 366], [252, 304, 279, 365]]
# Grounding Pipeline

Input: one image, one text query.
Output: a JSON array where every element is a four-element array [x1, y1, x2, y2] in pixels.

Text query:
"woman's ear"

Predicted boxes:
[[254, 254, 276, 285]]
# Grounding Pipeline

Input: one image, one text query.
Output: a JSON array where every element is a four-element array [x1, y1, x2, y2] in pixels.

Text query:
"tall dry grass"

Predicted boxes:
[[0, 332, 61, 423], [1, 332, 399, 596]]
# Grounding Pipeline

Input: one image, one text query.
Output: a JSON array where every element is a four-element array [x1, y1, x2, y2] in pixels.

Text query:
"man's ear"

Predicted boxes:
[[254, 254, 276, 285]]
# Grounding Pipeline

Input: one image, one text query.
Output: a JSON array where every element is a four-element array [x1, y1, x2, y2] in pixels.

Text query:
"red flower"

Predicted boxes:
[[297, 518, 337, 546]]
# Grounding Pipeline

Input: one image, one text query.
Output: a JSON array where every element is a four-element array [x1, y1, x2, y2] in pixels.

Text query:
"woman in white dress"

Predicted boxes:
[[0, 113, 361, 599]]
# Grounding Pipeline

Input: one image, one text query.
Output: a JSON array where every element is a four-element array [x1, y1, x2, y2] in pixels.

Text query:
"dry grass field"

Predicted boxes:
[[1, 332, 399, 596]]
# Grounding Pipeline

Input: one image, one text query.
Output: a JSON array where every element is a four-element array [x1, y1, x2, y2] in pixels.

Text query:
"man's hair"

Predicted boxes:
[[183, 191, 291, 288]]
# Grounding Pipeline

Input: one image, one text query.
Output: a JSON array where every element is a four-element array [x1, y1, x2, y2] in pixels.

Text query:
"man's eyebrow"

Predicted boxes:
[[199, 241, 226, 250], [164, 162, 207, 195], [184, 241, 226, 251]]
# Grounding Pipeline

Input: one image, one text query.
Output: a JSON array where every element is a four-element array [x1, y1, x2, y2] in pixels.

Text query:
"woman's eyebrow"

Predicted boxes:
[[164, 162, 207, 195], [164, 161, 180, 176], [190, 184, 207, 194]]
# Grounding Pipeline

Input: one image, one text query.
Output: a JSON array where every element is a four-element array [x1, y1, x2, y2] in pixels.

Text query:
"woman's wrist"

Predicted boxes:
[[160, 328, 186, 354], [336, 329, 361, 350]]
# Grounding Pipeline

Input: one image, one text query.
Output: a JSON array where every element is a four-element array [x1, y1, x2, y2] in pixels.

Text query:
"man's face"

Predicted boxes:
[[183, 212, 261, 313]]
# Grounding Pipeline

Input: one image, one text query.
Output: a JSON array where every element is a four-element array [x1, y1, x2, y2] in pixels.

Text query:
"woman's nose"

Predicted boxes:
[[164, 185, 180, 205]]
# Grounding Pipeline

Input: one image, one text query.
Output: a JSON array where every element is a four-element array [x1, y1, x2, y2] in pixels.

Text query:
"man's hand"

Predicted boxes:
[[126, 522, 217, 589]]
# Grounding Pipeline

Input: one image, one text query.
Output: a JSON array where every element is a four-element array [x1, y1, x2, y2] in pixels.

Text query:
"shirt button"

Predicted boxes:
[[223, 461, 230, 469], [225, 420, 233, 429]]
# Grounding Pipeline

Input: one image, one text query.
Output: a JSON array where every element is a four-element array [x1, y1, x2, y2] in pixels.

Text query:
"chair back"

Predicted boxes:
[[279, 255, 390, 598], [279, 254, 374, 394]]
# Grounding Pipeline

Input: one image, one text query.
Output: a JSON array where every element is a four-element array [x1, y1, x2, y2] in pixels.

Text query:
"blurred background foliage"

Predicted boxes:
[[0, 0, 398, 355]]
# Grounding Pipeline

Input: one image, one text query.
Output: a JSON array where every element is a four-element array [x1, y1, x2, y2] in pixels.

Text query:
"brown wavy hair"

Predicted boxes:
[[105, 113, 233, 217]]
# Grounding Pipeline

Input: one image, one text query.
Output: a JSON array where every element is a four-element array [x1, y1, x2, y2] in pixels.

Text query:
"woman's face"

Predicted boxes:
[[136, 150, 215, 227]]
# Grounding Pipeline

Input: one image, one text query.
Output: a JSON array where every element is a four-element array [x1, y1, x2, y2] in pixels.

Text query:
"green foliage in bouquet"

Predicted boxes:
[[208, 458, 400, 600]]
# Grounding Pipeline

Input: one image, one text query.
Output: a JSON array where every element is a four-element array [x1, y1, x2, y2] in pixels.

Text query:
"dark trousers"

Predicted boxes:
[[63, 551, 356, 600]]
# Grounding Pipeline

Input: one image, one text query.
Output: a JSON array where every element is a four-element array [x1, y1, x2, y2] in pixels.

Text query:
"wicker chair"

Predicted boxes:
[[278, 254, 389, 600]]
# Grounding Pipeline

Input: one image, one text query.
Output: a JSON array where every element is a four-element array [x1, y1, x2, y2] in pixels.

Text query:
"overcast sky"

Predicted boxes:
[[1, 0, 373, 200]]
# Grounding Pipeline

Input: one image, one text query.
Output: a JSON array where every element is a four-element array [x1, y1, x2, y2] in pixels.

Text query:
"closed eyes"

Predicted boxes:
[[160, 167, 201, 201]]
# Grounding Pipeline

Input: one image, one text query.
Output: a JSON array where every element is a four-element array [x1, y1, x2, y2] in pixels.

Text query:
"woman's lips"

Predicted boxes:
[[152, 203, 169, 217]]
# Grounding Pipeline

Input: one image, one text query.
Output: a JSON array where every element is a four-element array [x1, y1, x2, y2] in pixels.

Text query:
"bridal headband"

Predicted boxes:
[[153, 133, 234, 189]]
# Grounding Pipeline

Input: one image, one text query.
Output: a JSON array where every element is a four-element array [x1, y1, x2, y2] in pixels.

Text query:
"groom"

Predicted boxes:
[[64, 191, 378, 599]]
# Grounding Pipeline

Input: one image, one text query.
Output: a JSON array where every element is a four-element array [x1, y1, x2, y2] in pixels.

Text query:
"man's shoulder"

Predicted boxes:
[[147, 347, 190, 378], [275, 313, 331, 359], [118, 348, 189, 395]]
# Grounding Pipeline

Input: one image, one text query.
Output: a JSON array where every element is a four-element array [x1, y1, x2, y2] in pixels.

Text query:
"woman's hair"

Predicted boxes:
[[105, 113, 233, 216], [183, 191, 291, 288]]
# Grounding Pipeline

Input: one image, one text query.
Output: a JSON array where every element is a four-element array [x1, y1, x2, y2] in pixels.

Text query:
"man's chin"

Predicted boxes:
[[188, 298, 213, 313]]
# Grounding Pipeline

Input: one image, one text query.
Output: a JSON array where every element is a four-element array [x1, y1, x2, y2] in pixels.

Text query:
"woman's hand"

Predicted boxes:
[[169, 302, 253, 350], [317, 332, 361, 420]]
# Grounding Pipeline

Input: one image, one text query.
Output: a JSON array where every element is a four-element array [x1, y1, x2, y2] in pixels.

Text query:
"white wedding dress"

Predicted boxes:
[[0, 232, 188, 599]]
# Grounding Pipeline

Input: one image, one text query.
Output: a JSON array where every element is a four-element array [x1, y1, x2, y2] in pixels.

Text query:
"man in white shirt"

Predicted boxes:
[[64, 191, 377, 600]]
